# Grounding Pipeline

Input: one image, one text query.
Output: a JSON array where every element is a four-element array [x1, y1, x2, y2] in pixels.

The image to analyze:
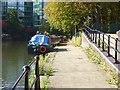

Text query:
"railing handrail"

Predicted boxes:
[[85, 25, 120, 41], [12, 54, 41, 90], [12, 70, 27, 90], [83, 25, 120, 64]]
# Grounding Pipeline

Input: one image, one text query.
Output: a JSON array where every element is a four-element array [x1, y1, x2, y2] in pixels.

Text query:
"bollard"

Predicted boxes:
[[117, 30, 120, 63]]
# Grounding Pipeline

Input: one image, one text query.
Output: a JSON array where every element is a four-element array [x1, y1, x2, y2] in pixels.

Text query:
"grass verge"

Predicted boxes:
[[84, 46, 120, 87], [29, 52, 56, 89]]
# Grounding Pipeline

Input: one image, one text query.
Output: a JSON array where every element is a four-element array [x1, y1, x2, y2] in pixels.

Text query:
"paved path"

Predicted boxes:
[[49, 41, 117, 89]]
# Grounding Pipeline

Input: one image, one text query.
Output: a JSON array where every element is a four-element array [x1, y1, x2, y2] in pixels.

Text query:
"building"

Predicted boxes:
[[1, 1, 46, 28], [1, 2, 7, 20], [7, 2, 33, 27], [33, 0, 47, 27]]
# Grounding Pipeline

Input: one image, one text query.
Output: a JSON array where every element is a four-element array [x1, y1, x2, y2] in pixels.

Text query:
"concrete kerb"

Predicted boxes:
[[81, 32, 90, 48], [81, 32, 120, 74]]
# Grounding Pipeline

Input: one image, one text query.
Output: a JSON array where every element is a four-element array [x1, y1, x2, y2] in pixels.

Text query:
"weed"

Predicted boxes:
[[29, 52, 56, 89], [42, 74, 49, 90], [45, 62, 53, 76], [29, 69, 35, 86], [72, 32, 82, 47], [85, 46, 120, 86]]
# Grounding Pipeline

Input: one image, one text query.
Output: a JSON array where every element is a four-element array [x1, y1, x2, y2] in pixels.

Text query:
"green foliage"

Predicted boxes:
[[6, 9, 20, 24], [39, 54, 51, 75], [72, 32, 82, 47], [43, 2, 90, 33], [39, 58, 46, 75], [3, 8, 31, 40], [29, 69, 35, 86], [107, 70, 119, 86], [38, 22, 50, 34], [45, 62, 53, 76], [29, 52, 56, 89], [5, 9, 22, 34], [43, 2, 119, 33], [85, 47, 120, 86], [42, 75, 49, 90], [39, 54, 54, 76]]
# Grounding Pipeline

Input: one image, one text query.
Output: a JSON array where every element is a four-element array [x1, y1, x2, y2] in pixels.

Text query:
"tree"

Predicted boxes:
[[5, 8, 22, 35], [43, 2, 90, 34], [43, 2, 120, 34], [3, 8, 31, 40]]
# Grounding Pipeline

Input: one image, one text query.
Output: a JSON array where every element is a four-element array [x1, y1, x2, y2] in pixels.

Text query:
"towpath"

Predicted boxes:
[[48, 41, 117, 89]]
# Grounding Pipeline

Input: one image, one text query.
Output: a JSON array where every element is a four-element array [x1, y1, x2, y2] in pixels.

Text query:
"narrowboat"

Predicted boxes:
[[28, 34, 54, 55]]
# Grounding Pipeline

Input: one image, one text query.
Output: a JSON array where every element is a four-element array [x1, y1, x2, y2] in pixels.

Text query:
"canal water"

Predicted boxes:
[[2, 41, 34, 88]]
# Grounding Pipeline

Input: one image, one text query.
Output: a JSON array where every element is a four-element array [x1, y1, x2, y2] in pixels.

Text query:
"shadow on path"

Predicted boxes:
[[54, 48, 68, 52], [57, 43, 67, 46]]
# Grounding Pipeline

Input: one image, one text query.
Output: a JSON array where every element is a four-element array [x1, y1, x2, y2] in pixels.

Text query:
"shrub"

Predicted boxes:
[[72, 32, 82, 47]]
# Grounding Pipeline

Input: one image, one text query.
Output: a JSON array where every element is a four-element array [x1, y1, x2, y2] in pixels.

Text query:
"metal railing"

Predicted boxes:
[[12, 48, 41, 90], [83, 25, 120, 64]]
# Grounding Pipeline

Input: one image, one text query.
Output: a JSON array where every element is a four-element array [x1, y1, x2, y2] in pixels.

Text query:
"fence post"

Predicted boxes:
[[34, 55, 40, 90], [117, 30, 120, 63], [92, 31, 94, 43], [108, 35, 110, 56], [115, 38, 118, 64], [23, 65, 30, 90], [90, 32, 92, 41], [98, 32, 100, 47], [95, 31, 97, 44], [102, 34, 105, 51]]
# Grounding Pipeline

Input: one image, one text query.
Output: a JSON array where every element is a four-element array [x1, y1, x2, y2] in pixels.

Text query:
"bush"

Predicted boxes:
[[72, 32, 82, 47]]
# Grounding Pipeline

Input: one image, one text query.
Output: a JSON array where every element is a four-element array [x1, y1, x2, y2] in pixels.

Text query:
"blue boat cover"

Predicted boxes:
[[29, 35, 49, 45]]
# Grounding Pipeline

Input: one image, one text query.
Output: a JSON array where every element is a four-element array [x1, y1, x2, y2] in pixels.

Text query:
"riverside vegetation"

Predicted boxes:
[[72, 32, 82, 47], [85, 46, 120, 87], [29, 52, 57, 89], [71, 31, 119, 87]]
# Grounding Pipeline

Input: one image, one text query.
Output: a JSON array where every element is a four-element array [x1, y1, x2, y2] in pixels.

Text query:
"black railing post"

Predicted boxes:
[[90, 32, 92, 41], [102, 34, 105, 51], [23, 65, 30, 90], [35, 55, 40, 90], [98, 32, 100, 47], [86, 30, 88, 38], [115, 38, 118, 64], [95, 31, 97, 44], [87, 30, 89, 38], [93, 31, 95, 43], [86, 28, 89, 38], [108, 35, 110, 56], [88, 32, 90, 39]]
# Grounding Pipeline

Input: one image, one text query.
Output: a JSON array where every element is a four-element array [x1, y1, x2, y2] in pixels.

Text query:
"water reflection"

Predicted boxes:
[[2, 41, 33, 88]]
